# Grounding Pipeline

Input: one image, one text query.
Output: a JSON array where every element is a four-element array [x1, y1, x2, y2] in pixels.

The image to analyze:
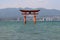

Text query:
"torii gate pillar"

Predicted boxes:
[[34, 15, 36, 24], [24, 15, 26, 24], [20, 10, 40, 24]]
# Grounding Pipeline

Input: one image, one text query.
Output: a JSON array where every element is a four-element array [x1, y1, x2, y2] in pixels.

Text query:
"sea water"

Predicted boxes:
[[0, 21, 60, 40]]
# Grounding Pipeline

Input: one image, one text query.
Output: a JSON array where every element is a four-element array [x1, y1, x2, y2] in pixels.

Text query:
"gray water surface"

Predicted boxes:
[[0, 21, 60, 40]]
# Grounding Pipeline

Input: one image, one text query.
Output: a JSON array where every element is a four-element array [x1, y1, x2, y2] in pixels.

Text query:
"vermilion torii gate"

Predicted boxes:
[[20, 10, 40, 24]]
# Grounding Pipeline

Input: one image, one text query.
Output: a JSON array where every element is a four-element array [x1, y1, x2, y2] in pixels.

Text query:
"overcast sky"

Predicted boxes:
[[0, 0, 60, 10]]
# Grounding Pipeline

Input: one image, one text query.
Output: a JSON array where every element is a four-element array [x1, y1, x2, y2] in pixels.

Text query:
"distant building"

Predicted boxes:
[[46, 17, 53, 21]]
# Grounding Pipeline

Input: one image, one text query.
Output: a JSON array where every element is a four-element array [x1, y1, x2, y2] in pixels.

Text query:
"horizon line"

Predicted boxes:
[[0, 7, 60, 10]]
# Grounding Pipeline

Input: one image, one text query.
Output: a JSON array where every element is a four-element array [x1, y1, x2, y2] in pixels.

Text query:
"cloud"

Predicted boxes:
[[0, 0, 49, 9], [17, 0, 48, 8], [0, 0, 60, 10]]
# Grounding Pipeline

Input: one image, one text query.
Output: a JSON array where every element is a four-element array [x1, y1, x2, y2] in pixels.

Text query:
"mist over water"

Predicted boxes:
[[0, 21, 60, 40]]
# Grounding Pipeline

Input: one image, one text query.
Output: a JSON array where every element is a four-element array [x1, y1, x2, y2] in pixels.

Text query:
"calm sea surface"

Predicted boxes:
[[0, 21, 60, 40]]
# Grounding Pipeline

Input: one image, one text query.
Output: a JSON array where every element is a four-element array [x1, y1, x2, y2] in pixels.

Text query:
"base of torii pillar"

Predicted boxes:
[[24, 15, 36, 24]]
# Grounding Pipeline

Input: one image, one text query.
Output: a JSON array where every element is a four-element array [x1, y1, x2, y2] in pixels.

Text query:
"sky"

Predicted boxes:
[[0, 0, 60, 10]]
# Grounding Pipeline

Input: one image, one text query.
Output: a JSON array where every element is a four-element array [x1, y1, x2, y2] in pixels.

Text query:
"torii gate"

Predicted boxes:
[[20, 10, 40, 24]]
